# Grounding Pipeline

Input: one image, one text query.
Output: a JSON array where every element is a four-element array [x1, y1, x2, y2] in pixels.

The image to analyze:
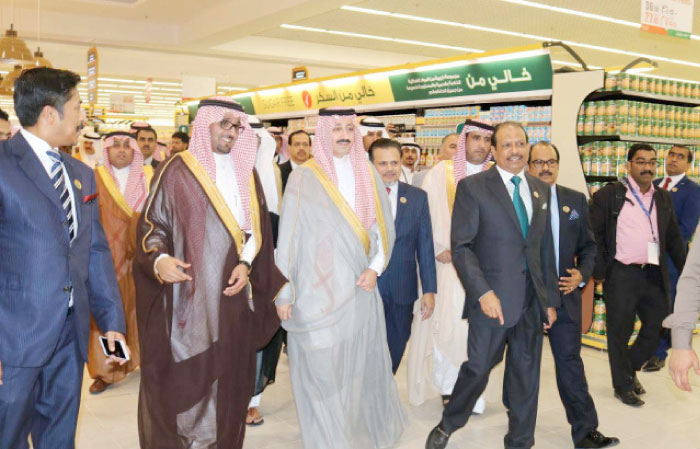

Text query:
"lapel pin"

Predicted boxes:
[[563, 206, 570, 213], [672, 187, 678, 192], [533, 191, 539, 199], [400, 196, 407, 204], [74, 179, 82, 190]]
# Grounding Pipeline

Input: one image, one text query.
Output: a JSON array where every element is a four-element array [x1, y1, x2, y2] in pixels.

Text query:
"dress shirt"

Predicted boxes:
[[113, 166, 130, 196], [386, 181, 398, 221], [466, 161, 483, 176], [290, 160, 299, 170], [615, 177, 659, 265], [660, 173, 685, 191], [333, 154, 386, 275], [22, 129, 78, 307], [550, 184, 560, 276], [496, 165, 533, 223], [400, 165, 414, 184], [143, 156, 154, 166]]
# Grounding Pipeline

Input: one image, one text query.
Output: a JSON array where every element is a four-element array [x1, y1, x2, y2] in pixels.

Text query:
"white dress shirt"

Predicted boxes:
[[22, 129, 78, 307], [143, 156, 154, 166], [466, 161, 483, 176], [333, 154, 386, 275], [496, 165, 533, 223], [386, 181, 399, 221], [113, 166, 130, 196], [400, 165, 414, 184], [290, 160, 299, 170], [550, 184, 560, 276], [660, 173, 685, 191]]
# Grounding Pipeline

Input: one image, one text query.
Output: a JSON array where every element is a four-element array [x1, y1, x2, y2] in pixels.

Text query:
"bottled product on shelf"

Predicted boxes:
[[605, 72, 700, 100]]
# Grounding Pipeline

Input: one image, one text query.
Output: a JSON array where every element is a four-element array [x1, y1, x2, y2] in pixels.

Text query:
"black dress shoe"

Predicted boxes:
[[634, 375, 646, 395], [614, 390, 644, 407], [426, 425, 450, 449], [642, 356, 665, 372], [575, 430, 620, 448]]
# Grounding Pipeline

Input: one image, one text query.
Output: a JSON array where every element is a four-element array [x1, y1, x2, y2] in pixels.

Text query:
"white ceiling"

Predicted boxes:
[[1, 0, 699, 120]]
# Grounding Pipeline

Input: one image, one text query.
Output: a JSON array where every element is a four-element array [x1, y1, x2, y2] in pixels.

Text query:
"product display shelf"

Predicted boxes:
[[586, 89, 700, 107], [577, 135, 700, 146]]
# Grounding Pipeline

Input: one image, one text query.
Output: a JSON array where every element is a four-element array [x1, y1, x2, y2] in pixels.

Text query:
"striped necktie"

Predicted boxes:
[[47, 151, 76, 241]]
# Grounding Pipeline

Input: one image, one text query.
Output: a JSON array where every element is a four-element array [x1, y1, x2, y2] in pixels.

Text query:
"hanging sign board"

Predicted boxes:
[[641, 0, 694, 39], [87, 47, 99, 105]]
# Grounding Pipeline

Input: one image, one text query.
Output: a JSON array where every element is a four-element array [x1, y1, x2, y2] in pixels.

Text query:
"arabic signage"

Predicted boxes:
[[641, 0, 694, 39], [235, 51, 552, 116]]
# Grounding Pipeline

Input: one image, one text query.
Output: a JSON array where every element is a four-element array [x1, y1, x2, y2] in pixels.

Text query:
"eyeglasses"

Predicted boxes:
[[531, 159, 559, 168], [631, 159, 660, 167], [219, 119, 245, 132]]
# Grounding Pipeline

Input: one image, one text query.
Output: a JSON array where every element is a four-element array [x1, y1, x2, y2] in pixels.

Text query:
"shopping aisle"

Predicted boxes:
[[75, 337, 700, 449]]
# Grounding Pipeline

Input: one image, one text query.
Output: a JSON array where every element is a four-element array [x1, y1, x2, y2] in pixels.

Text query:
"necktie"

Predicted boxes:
[[662, 177, 671, 190], [511, 175, 529, 239], [47, 151, 76, 241], [386, 187, 391, 195]]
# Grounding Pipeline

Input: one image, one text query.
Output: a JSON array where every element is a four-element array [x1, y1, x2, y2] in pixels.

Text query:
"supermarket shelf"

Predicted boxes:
[[586, 89, 700, 107], [585, 175, 618, 183], [577, 135, 700, 146], [584, 326, 700, 351]]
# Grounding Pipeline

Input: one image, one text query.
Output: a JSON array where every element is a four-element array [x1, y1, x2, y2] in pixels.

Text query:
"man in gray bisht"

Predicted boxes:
[[275, 107, 407, 449]]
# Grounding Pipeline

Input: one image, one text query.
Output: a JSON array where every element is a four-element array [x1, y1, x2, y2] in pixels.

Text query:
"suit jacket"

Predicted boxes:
[[278, 160, 293, 192], [590, 181, 686, 299], [150, 158, 159, 170], [555, 185, 597, 322], [378, 182, 437, 304], [653, 176, 700, 246], [0, 133, 125, 367], [451, 165, 560, 328]]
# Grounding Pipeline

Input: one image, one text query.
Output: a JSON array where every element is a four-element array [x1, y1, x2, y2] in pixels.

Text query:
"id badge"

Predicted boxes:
[[648, 241, 660, 265]]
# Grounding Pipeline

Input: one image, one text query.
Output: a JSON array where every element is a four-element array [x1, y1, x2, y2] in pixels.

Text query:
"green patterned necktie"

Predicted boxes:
[[511, 175, 529, 239]]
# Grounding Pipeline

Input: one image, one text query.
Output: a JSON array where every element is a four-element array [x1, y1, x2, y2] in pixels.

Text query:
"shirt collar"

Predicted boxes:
[[667, 173, 686, 183], [21, 128, 54, 155], [627, 175, 654, 196], [496, 164, 526, 186]]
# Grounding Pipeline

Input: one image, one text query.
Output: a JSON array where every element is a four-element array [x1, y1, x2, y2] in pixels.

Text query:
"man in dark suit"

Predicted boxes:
[[370, 138, 437, 373], [528, 142, 619, 448], [426, 122, 559, 449], [136, 126, 159, 169], [591, 143, 686, 407], [278, 129, 311, 192], [644, 144, 700, 372], [0, 68, 128, 448]]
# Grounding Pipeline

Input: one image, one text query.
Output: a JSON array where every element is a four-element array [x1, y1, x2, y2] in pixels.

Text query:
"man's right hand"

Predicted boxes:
[[480, 291, 504, 325], [669, 349, 700, 392], [156, 256, 193, 283], [436, 250, 452, 264], [276, 304, 293, 321]]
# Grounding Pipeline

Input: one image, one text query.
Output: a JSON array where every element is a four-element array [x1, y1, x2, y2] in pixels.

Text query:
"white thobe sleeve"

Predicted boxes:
[[368, 222, 386, 275]]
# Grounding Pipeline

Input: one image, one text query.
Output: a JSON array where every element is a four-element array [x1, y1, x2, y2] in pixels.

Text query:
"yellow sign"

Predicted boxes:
[[250, 77, 394, 115]]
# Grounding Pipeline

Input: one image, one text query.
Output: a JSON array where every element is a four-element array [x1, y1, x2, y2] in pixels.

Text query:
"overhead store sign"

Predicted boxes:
[[233, 50, 553, 116], [87, 47, 98, 106], [109, 94, 135, 113], [641, 0, 694, 39]]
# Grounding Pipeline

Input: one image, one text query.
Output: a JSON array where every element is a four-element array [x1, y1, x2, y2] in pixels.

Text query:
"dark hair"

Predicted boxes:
[[491, 121, 529, 148], [171, 131, 189, 144], [528, 141, 560, 163], [368, 138, 401, 162], [627, 143, 656, 161], [13, 67, 81, 127], [671, 144, 694, 163], [0, 108, 9, 122], [441, 133, 458, 145], [288, 129, 311, 145], [136, 127, 157, 140]]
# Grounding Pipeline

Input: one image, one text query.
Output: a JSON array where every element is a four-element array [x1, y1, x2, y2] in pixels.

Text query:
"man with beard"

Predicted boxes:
[[278, 129, 312, 191], [370, 138, 437, 374], [74, 131, 101, 169], [87, 132, 153, 394], [359, 116, 389, 153], [399, 142, 420, 184], [407, 120, 496, 410], [134, 97, 285, 448], [591, 143, 686, 407], [135, 126, 159, 169], [276, 107, 407, 449], [169, 131, 189, 154]]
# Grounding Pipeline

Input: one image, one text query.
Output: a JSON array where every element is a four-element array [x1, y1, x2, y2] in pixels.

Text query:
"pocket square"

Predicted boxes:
[[569, 209, 580, 221], [83, 193, 98, 204], [541, 203, 547, 210]]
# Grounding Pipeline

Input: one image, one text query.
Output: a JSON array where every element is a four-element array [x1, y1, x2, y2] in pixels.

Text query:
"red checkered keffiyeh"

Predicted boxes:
[[454, 119, 495, 182], [188, 97, 258, 230], [312, 108, 376, 230], [101, 131, 149, 212]]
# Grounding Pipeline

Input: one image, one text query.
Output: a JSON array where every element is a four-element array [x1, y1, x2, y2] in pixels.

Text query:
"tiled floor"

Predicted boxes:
[[75, 337, 700, 449]]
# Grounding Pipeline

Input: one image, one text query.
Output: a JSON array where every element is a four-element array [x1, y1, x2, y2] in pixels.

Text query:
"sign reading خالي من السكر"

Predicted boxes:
[[641, 0, 694, 39], [200, 51, 553, 117]]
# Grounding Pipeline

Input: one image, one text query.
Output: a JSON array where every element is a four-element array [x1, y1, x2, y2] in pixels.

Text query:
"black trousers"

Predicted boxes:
[[442, 290, 543, 449], [603, 261, 667, 393], [548, 306, 598, 443]]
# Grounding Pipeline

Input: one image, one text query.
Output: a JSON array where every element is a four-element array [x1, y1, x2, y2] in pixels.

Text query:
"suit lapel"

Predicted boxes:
[[394, 182, 406, 225], [486, 166, 522, 238], [14, 134, 64, 213], [525, 173, 542, 244]]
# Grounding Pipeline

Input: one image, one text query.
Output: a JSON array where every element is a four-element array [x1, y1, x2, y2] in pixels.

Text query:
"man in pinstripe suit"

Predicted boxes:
[[0, 68, 127, 449]]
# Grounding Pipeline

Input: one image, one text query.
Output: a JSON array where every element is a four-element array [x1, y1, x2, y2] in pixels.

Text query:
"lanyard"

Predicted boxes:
[[624, 178, 657, 242]]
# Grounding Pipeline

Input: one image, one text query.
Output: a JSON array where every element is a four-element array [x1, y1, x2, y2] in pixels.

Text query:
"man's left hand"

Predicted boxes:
[[559, 268, 583, 294], [544, 307, 557, 330], [104, 331, 129, 366], [356, 269, 378, 292], [421, 293, 435, 320], [224, 263, 249, 296]]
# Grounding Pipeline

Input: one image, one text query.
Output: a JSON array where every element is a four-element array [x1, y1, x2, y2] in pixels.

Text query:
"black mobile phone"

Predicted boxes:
[[99, 336, 130, 361]]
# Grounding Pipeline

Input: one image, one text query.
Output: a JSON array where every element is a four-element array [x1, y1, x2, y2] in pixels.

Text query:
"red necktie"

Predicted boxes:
[[662, 177, 671, 190], [386, 187, 391, 195]]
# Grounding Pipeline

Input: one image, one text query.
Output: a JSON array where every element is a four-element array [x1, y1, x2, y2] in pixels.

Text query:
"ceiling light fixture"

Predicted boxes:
[[0, 0, 32, 65], [339, 5, 700, 69]]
